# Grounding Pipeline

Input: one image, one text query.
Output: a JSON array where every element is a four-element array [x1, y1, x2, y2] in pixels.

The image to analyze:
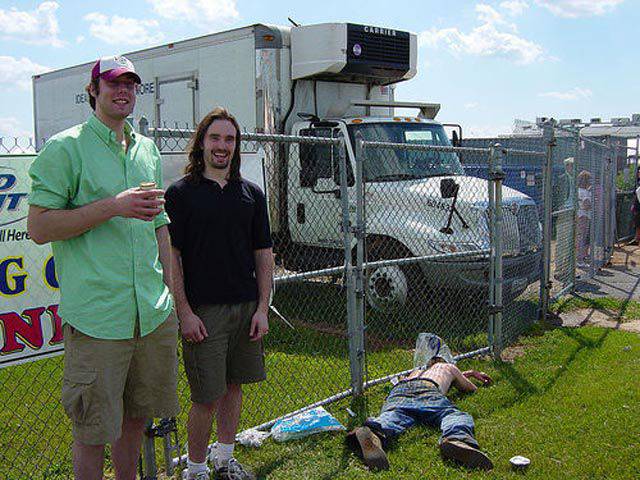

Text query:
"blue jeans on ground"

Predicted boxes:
[[364, 378, 479, 448]]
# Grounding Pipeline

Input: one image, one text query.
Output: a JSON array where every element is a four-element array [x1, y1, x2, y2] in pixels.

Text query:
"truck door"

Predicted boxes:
[[154, 73, 199, 129], [289, 126, 353, 248]]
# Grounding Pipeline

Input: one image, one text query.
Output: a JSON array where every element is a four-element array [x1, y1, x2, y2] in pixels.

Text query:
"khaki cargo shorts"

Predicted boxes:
[[182, 301, 266, 404], [61, 313, 180, 445]]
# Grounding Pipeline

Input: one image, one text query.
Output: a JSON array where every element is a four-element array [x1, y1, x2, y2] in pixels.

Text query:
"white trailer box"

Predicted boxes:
[[33, 23, 412, 148]]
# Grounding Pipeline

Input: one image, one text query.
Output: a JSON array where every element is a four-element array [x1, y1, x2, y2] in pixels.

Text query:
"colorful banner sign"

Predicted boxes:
[[0, 155, 62, 368]]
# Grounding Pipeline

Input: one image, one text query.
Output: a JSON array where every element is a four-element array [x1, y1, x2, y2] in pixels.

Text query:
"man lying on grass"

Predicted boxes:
[[347, 354, 493, 471]]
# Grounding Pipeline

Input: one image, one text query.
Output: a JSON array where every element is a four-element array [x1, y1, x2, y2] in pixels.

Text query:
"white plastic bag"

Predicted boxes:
[[413, 333, 455, 367], [236, 428, 271, 448], [270, 407, 345, 442]]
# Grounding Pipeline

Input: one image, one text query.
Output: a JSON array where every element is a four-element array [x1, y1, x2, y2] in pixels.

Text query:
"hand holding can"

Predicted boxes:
[[113, 182, 164, 221], [139, 181, 157, 191]]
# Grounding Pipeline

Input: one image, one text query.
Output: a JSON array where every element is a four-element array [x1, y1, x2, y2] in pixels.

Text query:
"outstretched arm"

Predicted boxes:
[[463, 370, 492, 385], [451, 365, 478, 393]]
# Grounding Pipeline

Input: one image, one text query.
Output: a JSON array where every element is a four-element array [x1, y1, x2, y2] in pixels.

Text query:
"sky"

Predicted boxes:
[[0, 0, 637, 139]]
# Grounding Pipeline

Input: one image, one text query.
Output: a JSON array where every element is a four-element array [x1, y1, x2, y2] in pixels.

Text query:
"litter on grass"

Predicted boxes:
[[271, 407, 345, 442], [236, 428, 271, 448]]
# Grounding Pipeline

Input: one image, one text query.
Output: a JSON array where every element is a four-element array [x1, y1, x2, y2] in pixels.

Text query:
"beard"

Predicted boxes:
[[206, 157, 230, 170], [205, 151, 231, 170]]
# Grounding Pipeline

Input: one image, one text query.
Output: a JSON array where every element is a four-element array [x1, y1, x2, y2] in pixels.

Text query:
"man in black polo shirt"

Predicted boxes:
[[165, 107, 273, 480]]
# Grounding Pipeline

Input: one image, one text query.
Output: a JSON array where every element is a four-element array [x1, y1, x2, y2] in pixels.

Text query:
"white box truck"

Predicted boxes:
[[33, 22, 541, 310]]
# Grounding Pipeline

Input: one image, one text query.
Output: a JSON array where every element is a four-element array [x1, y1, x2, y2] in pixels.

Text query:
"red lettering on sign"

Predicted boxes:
[[0, 307, 45, 354], [47, 304, 63, 345]]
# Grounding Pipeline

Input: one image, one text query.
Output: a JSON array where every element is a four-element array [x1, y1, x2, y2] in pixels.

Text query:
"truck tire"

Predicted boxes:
[[364, 240, 424, 313]]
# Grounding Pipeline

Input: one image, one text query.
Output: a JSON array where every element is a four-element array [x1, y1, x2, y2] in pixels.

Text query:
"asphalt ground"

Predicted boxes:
[[575, 245, 640, 300]]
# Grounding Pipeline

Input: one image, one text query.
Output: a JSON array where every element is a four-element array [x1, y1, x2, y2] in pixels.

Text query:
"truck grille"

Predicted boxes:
[[346, 24, 410, 68], [494, 204, 541, 256]]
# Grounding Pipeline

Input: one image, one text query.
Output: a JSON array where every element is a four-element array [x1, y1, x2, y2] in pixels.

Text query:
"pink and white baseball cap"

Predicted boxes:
[[91, 55, 141, 83]]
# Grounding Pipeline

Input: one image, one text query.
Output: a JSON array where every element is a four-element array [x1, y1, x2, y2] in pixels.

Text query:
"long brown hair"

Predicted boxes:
[[185, 107, 242, 182]]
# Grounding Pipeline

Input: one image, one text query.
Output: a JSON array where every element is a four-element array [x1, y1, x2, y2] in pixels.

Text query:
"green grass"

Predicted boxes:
[[225, 326, 640, 480], [552, 295, 640, 321], [0, 284, 616, 480], [0, 280, 492, 480]]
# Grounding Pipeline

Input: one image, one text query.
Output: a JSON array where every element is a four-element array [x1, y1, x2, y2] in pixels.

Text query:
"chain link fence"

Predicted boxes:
[[357, 140, 493, 384], [1, 118, 627, 478], [462, 125, 636, 301], [459, 139, 544, 346], [0, 137, 37, 154]]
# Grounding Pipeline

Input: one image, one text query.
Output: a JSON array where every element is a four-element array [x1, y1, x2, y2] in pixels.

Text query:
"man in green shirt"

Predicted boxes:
[[27, 55, 179, 480]]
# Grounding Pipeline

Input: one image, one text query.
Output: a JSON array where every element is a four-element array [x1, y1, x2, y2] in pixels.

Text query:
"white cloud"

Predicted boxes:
[[464, 102, 479, 109], [0, 117, 32, 139], [419, 11, 544, 65], [534, 0, 625, 18], [476, 4, 507, 25], [0, 1, 64, 47], [500, 0, 529, 16], [84, 13, 163, 46], [538, 87, 593, 100], [0, 56, 51, 91], [146, 0, 239, 27], [76, 35, 85, 44]]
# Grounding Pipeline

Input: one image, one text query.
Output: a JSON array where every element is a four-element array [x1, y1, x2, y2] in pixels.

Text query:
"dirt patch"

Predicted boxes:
[[499, 344, 527, 363], [558, 308, 640, 333]]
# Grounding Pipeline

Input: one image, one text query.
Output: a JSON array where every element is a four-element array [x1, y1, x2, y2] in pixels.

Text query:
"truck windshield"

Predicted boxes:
[[347, 122, 464, 182]]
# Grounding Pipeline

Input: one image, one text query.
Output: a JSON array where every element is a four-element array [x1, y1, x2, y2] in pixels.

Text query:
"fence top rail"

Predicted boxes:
[[503, 148, 546, 157], [362, 140, 490, 154], [242, 132, 342, 146], [146, 126, 343, 146], [362, 139, 545, 157], [552, 124, 614, 150], [0, 153, 36, 157]]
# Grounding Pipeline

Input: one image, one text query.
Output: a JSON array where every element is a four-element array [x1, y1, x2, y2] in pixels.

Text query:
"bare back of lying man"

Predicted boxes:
[[348, 358, 493, 471]]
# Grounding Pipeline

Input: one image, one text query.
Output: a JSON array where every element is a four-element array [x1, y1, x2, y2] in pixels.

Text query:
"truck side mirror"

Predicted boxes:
[[440, 178, 458, 198], [451, 130, 460, 147]]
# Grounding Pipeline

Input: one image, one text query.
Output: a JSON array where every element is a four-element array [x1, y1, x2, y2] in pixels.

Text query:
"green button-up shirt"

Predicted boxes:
[[29, 115, 173, 339]]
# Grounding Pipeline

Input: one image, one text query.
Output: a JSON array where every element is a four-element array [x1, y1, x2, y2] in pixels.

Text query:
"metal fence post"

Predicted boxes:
[[487, 148, 496, 353], [338, 136, 363, 396], [607, 137, 617, 260], [141, 419, 157, 480], [488, 144, 505, 357], [540, 121, 556, 320], [354, 133, 366, 389], [353, 133, 366, 396], [569, 132, 579, 290]]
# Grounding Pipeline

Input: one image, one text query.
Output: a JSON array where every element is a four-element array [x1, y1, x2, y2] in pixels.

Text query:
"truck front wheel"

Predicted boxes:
[[364, 240, 424, 313], [366, 264, 409, 311]]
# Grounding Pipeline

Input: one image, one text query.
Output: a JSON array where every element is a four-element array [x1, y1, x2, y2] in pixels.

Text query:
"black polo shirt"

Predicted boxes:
[[165, 176, 272, 308]]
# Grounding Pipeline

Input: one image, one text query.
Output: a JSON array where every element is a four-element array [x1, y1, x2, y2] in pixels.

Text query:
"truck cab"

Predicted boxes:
[[284, 113, 542, 310]]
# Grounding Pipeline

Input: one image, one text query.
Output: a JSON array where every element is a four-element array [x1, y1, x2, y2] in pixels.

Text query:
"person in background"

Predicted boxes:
[[630, 168, 640, 245], [576, 170, 593, 264], [554, 157, 576, 282], [27, 55, 178, 480]]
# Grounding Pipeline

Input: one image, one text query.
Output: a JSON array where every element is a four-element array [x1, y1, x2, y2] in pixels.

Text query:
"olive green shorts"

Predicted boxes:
[[61, 313, 180, 445], [182, 301, 266, 404]]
